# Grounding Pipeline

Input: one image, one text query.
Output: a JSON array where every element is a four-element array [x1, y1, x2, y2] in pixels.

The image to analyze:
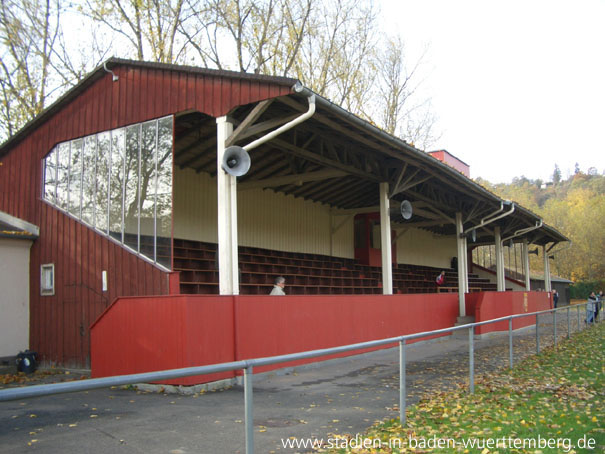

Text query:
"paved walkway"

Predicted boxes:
[[0, 312, 587, 453]]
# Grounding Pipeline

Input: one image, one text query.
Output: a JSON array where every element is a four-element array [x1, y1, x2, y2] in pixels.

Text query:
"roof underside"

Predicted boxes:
[[174, 90, 567, 246]]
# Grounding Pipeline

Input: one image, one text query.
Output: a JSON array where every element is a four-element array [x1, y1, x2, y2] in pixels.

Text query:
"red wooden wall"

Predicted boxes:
[[91, 293, 460, 385], [466, 291, 552, 334], [0, 62, 294, 367]]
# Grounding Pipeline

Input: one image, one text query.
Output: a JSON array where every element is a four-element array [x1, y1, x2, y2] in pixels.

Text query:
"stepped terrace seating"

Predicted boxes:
[[172, 239, 498, 295]]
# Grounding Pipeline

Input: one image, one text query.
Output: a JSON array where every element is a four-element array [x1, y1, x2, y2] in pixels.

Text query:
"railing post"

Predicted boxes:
[[468, 326, 474, 394], [536, 314, 540, 354], [554, 309, 557, 347], [244, 365, 254, 454], [567, 306, 571, 339], [508, 318, 513, 368], [399, 340, 406, 425]]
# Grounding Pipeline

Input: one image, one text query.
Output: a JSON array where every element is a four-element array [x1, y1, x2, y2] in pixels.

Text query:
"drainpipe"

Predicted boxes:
[[464, 201, 515, 238], [499, 220, 542, 292], [243, 89, 316, 152], [502, 219, 543, 243]]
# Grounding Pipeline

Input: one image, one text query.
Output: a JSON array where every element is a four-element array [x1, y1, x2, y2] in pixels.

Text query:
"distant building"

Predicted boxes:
[[428, 149, 470, 177], [530, 274, 574, 306]]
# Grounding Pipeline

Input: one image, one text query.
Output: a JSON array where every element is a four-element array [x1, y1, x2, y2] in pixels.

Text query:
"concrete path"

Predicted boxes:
[[0, 313, 582, 453]]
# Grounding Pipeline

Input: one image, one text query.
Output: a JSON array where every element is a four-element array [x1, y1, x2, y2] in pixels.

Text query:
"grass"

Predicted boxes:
[[318, 323, 604, 453]]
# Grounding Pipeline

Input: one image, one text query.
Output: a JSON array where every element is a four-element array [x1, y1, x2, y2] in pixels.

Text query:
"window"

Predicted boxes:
[[41, 264, 55, 296], [41, 116, 173, 269]]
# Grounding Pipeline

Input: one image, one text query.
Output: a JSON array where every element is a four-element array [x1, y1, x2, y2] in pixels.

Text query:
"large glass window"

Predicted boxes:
[[41, 116, 173, 270], [43, 150, 57, 204], [81, 136, 97, 226], [140, 120, 158, 259], [56, 142, 70, 209], [109, 129, 125, 242], [156, 117, 173, 269], [68, 139, 83, 217], [124, 124, 140, 252], [96, 132, 110, 234]]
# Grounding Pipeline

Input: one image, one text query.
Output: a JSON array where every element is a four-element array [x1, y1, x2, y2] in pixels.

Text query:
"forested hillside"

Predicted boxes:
[[474, 167, 605, 284]]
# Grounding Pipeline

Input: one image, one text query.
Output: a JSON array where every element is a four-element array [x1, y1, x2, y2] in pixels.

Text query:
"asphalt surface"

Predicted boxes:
[[0, 312, 587, 454]]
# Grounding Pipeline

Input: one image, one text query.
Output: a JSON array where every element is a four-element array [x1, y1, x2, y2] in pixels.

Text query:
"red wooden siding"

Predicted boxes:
[[91, 293, 460, 385], [466, 291, 551, 334], [0, 64, 293, 367]]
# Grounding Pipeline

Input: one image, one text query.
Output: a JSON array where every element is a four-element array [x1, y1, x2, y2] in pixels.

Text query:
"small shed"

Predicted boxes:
[[530, 273, 573, 306], [0, 211, 39, 362]]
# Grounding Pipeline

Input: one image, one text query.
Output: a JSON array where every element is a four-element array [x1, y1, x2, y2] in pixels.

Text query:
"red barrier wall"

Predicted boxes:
[[91, 295, 236, 385], [234, 294, 459, 374], [91, 293, 459, 384], [91, 292, 549, 384], [471, 291, 551, 334]]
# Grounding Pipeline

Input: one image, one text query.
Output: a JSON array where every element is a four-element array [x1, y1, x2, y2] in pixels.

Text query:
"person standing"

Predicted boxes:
[[270, 276, 286, 295], [595, 290, 603, 322], [587, 292, 597, 324], [553, 289, 559, 308]]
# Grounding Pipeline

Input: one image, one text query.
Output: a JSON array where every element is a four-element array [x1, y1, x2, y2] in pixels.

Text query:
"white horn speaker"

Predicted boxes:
[[400, 200, 413, 220], [222, 146, 251, 177]]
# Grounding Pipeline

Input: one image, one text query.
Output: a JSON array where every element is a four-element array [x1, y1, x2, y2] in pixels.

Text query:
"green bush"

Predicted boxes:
[[570, 279, 605, 299]]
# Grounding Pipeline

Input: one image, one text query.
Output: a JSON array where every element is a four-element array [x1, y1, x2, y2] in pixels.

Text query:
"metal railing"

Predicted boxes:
[[0, 301, 600, 454]]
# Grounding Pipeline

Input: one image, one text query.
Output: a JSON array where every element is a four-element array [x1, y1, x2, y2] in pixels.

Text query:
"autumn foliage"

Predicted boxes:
[[475, 170, 605, 286]]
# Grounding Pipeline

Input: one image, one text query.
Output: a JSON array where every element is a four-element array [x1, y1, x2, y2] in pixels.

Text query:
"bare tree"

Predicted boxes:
[[1, 0, 440, 147], [373, 37, 439, 149], [178, 0, 312, 74], [0, 0, 110, 142], [81, 0, 189, 63], [293, 0, 377, 106], [0, 0, 62, 139]]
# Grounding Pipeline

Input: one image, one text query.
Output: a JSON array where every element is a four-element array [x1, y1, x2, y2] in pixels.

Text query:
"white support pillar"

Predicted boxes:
[[522, 239, 531, 291], [543, 244, 551, 292], [455, 212, 466, 317], [546, 252, 552, 292], [495, 226, 505, 291], [379, 182, 393, 295], [462, 236, 469, 293], [216, 116, 240, 295]]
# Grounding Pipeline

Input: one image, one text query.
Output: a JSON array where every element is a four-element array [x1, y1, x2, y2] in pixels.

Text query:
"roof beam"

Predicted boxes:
[[281, 95, 501, 203], [396, 175, 432, 194], [271, 138, 380, 182], [229, 112, 302, 145], [238, 169, 347, 190], [226, 99, 274, 147]]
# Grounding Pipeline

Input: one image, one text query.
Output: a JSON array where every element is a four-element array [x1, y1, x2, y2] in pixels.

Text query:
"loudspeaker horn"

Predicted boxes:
[[222, 146, 251, 177], [400, 200, 413, 220], [470, 229, 477, 243], [528, 248, 539, 256]]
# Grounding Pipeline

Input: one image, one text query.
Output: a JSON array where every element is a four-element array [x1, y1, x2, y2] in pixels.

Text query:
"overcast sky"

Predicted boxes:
[[380, 0, 605, 184]]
